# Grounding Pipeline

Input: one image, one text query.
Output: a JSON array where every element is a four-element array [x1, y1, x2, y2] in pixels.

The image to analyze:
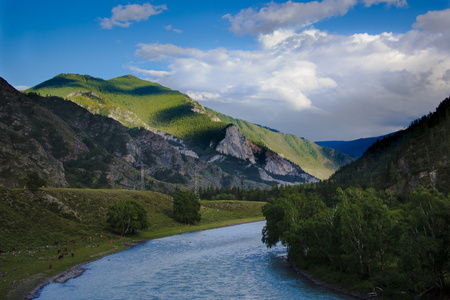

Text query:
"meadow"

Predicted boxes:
[[0, 187, 264, 300]]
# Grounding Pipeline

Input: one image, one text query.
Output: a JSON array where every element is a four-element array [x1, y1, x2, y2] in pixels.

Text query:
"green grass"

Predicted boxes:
[[26, 74, 228, 149], [0, 187, 264, 300]]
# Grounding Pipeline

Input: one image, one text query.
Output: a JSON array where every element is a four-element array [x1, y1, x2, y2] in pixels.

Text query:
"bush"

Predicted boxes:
[[173, 190, 201, 224], [25, 172, 47, 191], [106, 200, 148, 235]]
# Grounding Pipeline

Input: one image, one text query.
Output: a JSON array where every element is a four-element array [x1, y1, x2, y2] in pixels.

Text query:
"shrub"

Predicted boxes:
[[172, 190, 201, 224]]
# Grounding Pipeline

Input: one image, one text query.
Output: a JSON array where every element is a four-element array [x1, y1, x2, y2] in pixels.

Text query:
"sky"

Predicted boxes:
[[1, 0, 450, 141]]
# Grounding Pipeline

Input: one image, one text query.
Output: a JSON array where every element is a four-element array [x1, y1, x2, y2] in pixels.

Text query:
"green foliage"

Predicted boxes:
[[398, 186, 450, 294], [262, 185, 449, 298], [25, 172, 47, 191], [106, 200, 149, 235], [172, 190, 201, 224], [211, 193, 237, 200]]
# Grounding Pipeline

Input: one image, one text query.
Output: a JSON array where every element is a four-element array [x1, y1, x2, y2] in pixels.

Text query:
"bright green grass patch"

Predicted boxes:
[[0, 187, 264, 300]]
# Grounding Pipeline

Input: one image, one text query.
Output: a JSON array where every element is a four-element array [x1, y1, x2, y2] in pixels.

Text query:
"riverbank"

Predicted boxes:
[[0, 188, 265, 300], [26, 218, 264, 299]]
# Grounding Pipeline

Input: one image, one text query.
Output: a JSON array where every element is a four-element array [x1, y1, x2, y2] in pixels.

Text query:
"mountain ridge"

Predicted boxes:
[[26, 73, 353, 180], [315, 134, 394, 158]]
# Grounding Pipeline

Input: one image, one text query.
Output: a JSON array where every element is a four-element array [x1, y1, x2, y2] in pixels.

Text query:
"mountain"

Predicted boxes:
[[329, 96, 450, 195], [26, 73, 352, 180], [315, 134, 393, 158], [0, 76, 321, 190], [1, 77, 265, 190]]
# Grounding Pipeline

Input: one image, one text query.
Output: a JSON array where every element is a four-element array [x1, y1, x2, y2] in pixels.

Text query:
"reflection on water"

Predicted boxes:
[[35, 221, 353, 299]]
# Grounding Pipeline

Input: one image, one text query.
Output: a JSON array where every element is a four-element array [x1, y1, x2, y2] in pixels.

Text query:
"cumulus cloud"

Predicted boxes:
[[413, 8, 450, 35], [130, 7, 450, 140], [223, 0, 357, 35], [223, 0, 410, 35], [100, 3, 167, 29]]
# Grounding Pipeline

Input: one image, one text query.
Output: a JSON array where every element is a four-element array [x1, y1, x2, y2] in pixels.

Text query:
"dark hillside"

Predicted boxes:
[[330, 97, 450, 195]]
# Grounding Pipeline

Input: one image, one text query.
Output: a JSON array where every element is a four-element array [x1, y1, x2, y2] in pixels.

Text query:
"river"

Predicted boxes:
[[34, 221, 354, 299]]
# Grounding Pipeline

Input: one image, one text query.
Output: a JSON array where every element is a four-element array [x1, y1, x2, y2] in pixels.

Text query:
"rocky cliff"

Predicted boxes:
[[212, 123, 319, 184], [215, 124, 256, 164]]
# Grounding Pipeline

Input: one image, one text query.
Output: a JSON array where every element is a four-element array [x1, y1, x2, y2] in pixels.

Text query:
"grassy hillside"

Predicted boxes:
[[206, 108, 353, 179], [27, 74, 228, 150], [0, 187, 264, 300]]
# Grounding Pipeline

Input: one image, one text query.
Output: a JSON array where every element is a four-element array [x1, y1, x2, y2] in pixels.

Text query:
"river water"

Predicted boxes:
[[35, 221, 353, 299]]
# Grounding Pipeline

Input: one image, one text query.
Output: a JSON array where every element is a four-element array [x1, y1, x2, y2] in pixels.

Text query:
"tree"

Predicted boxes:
[[335, 187, 394, 279], [173, 190, 201, 224], [107, 200, 148, 235], [25, 172, 47, 191], [399, 187, 449, 296]]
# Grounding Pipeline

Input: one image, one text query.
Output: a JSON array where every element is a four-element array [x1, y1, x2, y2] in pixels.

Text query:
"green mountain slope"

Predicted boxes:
[[330, 96, 450, 194], [206, 109, 354, 179], [27, 74, 227, 150], [27, 74, 352, 179]]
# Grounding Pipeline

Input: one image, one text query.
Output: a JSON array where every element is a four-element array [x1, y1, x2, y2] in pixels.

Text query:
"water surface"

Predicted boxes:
[[35, 222, 353, 299]]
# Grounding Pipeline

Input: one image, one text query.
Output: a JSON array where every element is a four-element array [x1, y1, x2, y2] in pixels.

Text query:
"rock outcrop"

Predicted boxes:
[[215, 124, 256, 164], [263, 151, 319, 183]]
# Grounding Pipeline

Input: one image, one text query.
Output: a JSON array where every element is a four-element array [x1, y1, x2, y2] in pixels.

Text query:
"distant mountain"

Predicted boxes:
[[26, 73, 352, 180], [330, 96, 450, 194], [315, 134, 393, 158]]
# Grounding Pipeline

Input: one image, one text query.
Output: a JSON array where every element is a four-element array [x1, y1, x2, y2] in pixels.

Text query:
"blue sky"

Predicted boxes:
[[1, 0, 449, 141]]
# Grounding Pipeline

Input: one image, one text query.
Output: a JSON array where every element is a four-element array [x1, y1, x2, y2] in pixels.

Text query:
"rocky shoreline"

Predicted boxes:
[[26, 265, 86, 299]]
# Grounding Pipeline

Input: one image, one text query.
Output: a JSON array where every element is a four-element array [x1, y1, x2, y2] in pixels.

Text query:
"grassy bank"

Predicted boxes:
[[0, 187, 264, 300]]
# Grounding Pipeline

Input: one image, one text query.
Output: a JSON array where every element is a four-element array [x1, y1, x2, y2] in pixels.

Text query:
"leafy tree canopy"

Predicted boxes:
[[106, 200, 148, 235]]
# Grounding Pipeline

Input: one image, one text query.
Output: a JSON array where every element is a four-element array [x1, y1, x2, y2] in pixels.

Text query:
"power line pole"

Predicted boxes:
[[194, 173, 199, 199], [141, 162, 145, 190]]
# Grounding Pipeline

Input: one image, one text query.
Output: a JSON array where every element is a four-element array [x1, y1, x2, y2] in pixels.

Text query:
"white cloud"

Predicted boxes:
[[135, 43, 203, 61], [14, 85, 29, 91], [165, 25, 183, 33], [362, 0, 408, 8], [130, 8, 450, 140], [222, 0, 408, 36], [223, 0, 358, 35], [413, 8, 450, 35], [100, 3, 167, 29]]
